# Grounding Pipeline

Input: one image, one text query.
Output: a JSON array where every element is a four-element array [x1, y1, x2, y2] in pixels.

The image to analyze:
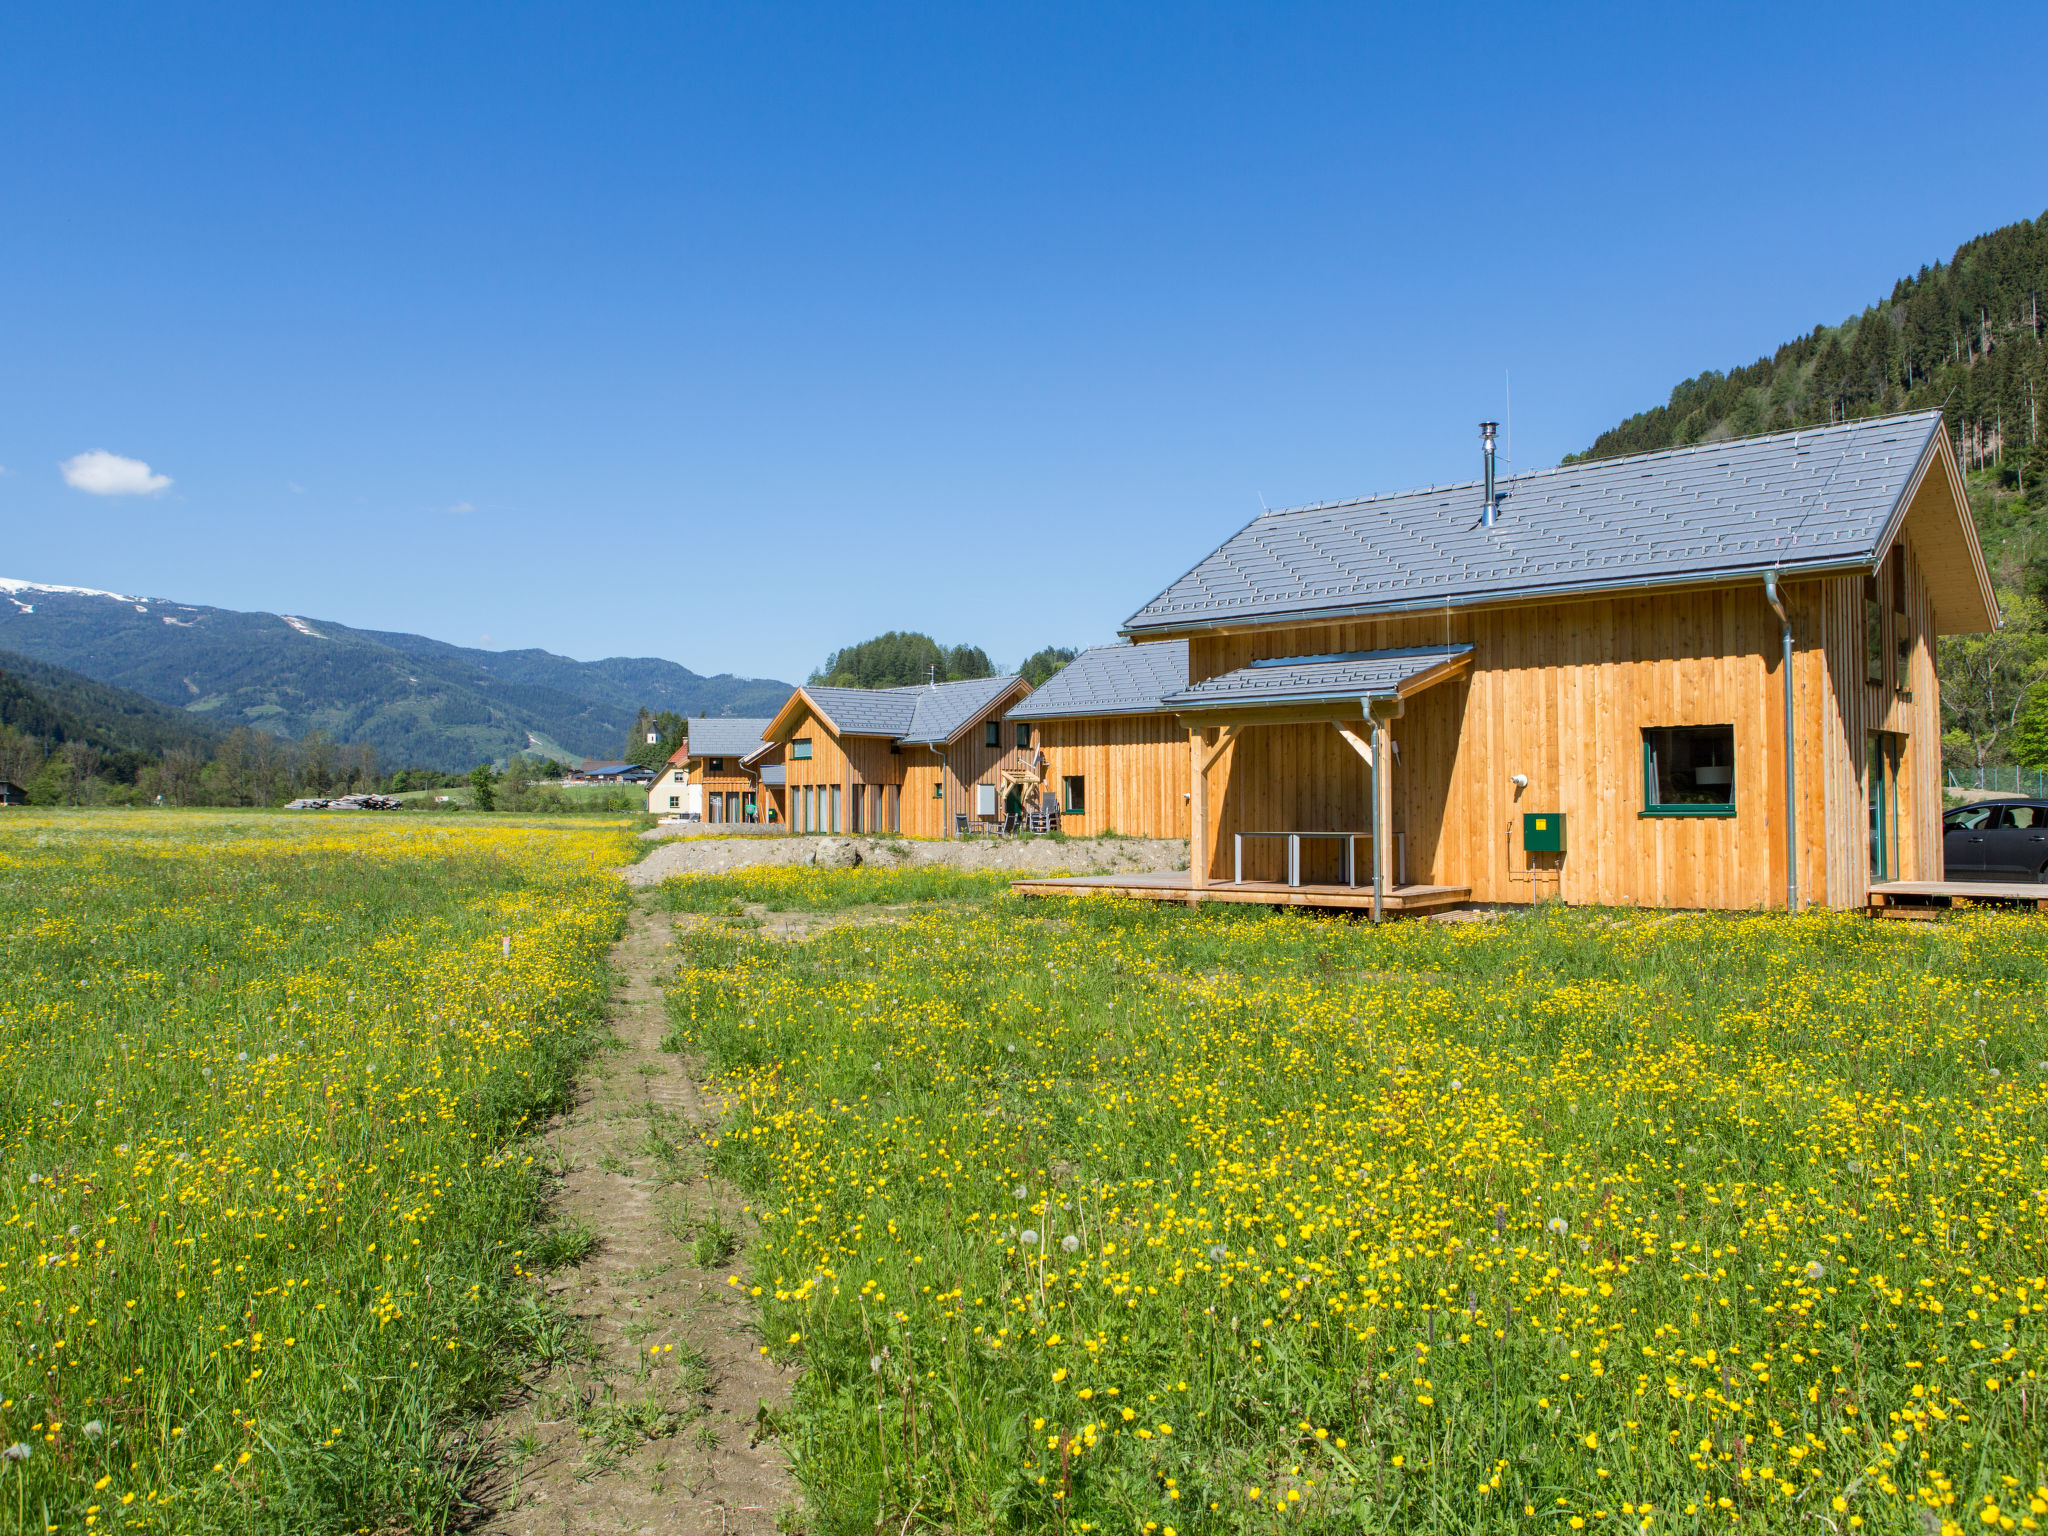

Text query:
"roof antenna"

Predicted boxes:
[[1480, 421, 1500, 527], [1257, 492, 1270, 512], [928, 663, 937, 689]]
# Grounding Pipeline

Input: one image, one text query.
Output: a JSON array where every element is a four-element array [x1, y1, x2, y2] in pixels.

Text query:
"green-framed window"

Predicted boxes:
[[1641, 726, 1736, 818], [1063, 775, 1086, 814], [791, 738, 812, 760]]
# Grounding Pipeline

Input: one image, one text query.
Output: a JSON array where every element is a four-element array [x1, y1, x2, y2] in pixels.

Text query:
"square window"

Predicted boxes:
[[709, 758, 723, 772], [984, 720, 1000, 749], [791, 739, 813, 760], [668, 796, 679, 809], [1063, 775, 1086, 814], [1642, 727, 1735, 816], [932, 780, 944, 799], [1015, 722, 1031, 750]]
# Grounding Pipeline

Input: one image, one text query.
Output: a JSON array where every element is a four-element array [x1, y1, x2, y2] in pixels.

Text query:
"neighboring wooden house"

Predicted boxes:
[[0, 779, 26, 806], [646, 717, 777, 822], [1004, 641, 1191, 838], [1108, 410, 1996, 914], [761, 675, 1034, 836]]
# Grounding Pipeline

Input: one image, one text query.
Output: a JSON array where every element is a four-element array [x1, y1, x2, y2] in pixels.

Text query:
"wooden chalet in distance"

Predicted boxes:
[[761, 675, 1034, 836], [1004, 641, 1191, 839], [1019, 410, 1998, 916], [646, 716, 780, 823]]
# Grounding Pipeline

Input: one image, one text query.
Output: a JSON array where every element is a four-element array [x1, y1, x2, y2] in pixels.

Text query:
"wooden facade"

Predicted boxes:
[[767, 679, 1034, 838], [1164, 426, 1996, 912], [1021, 715, 1191, 839]]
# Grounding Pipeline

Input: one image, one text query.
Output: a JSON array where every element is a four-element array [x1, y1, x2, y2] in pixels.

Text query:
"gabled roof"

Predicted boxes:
[[1125, 411, 1998, 637], [902, 675, 1029, 743], [765, 675, 1032, 747], [1007, 640, 1189, 721], [1165, 644, 1473, 711], [799, 685, 922, 738], [683, 716, 774, 760]]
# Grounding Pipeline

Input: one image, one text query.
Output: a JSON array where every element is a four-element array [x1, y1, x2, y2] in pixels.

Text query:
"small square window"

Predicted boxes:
[[932, 780, 944, 799], [791, 739, 813, 761], [984, 720, 1000, 749], [1642, 726, 1735, 817], [668, 796, 679, 809], [1063, 775, 1086, 814], [709, 758, 723, 772], [1015, 722, 1031, 750]]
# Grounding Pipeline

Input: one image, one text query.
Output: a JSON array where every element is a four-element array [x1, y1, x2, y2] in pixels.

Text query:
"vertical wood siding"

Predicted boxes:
[[1185, 532, 1942, 909], [1031, 716, 1191, 838]]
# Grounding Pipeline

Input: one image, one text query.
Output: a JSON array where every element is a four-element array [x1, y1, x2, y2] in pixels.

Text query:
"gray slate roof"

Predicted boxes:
[[1007, 640, 1189, 720], [1126, 411, 1944, 635], [1164, 645, 1473, 709], [684, 717, 774, 759], [805, 675, 1024, 744]]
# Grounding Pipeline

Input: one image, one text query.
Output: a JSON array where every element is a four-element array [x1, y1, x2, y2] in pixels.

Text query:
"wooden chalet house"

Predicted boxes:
[[1004, 641, 1192, 839], [761, 675, 1034, 836], [646, 716, 778, 823], [1112, 411, 1996, 915]]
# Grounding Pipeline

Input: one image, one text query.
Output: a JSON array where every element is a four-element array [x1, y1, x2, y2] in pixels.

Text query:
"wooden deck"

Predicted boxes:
[[1009, 872, 1471, 914], [1869, 879, 2048, 919]]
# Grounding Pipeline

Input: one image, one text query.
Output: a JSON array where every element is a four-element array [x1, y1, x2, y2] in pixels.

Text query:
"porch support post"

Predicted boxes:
[[1367, 697, 1402, 924], [1187, 723, 1238, 892]]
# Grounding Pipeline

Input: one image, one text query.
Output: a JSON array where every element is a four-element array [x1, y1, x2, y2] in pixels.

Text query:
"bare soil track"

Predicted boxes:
[[474, 893, 799, 1535]]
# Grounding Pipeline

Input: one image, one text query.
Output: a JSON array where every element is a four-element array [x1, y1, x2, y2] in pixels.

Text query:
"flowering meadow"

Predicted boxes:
[[665, 883, 2048, 1535], [0, 811, 636, 1533]]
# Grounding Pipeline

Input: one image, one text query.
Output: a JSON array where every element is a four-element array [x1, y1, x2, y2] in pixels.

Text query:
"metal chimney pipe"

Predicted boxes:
[[1480, 422, 1499, 526]]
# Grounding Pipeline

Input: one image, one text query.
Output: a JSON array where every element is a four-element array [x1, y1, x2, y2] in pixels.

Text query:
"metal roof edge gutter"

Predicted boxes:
[[1118, 556, 1878, 641]]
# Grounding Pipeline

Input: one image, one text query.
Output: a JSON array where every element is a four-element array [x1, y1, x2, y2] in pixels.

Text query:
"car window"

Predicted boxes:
[[2008, 805, 2046, 830], [1947, 806, 1993, 830]]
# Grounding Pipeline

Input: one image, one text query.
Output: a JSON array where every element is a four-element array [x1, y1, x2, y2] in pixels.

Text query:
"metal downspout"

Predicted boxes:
[[1764, 571, 1798, 912]]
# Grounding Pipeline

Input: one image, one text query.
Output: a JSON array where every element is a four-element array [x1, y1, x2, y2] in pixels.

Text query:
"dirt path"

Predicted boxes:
[[476, 892, 799, 1535]]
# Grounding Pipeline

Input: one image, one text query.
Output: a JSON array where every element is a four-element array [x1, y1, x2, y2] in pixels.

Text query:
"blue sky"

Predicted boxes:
[[1, 3, 2039, 684]]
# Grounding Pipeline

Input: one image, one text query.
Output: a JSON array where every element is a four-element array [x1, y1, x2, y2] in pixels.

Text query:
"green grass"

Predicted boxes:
[[0, 810, 636, 1533], [663, 875, 2048, 1534], [659, 864, 1016, 912]]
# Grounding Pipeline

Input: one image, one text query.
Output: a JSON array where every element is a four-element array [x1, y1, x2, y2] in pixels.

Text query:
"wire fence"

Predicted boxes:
[[1947, 764, 2048, 797]]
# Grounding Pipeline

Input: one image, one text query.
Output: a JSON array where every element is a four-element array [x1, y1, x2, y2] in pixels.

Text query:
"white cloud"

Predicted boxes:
[[61, 450, 172, 496], [288, 482, 306, 494], [446, 500, 475, 515]]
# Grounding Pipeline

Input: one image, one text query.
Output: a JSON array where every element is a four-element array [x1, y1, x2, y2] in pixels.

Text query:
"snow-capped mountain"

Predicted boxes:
[[0, 579, 793, 770]]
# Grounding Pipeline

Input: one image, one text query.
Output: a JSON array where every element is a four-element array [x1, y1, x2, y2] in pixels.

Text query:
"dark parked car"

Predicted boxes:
[[1943, 799, 2048, 882]]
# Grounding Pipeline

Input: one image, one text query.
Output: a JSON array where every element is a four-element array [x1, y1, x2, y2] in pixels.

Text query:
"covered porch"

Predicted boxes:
[[1169, 643, 1475, 920]]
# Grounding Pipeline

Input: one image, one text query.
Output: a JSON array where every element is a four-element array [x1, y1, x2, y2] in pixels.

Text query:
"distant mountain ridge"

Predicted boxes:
[[0, 579, 794, 770]]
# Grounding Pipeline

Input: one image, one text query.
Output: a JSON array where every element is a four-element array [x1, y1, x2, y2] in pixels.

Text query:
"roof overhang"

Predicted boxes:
[[1870, 427, 1999, 634], [763, 686, 841, 744], [1167, 645, 1473, 725], [901, 675, 1034, 746], [1121, 558, 1900, 641]]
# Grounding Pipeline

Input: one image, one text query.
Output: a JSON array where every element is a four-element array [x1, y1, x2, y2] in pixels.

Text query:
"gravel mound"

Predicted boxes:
[[623, 832, 1187, 886]]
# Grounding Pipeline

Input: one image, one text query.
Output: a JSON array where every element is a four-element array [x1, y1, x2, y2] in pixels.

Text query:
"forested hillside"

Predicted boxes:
[[1571, 210, 2048, 474], [0, 580, 792, 769], [1566, 213, 2048, 776]]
